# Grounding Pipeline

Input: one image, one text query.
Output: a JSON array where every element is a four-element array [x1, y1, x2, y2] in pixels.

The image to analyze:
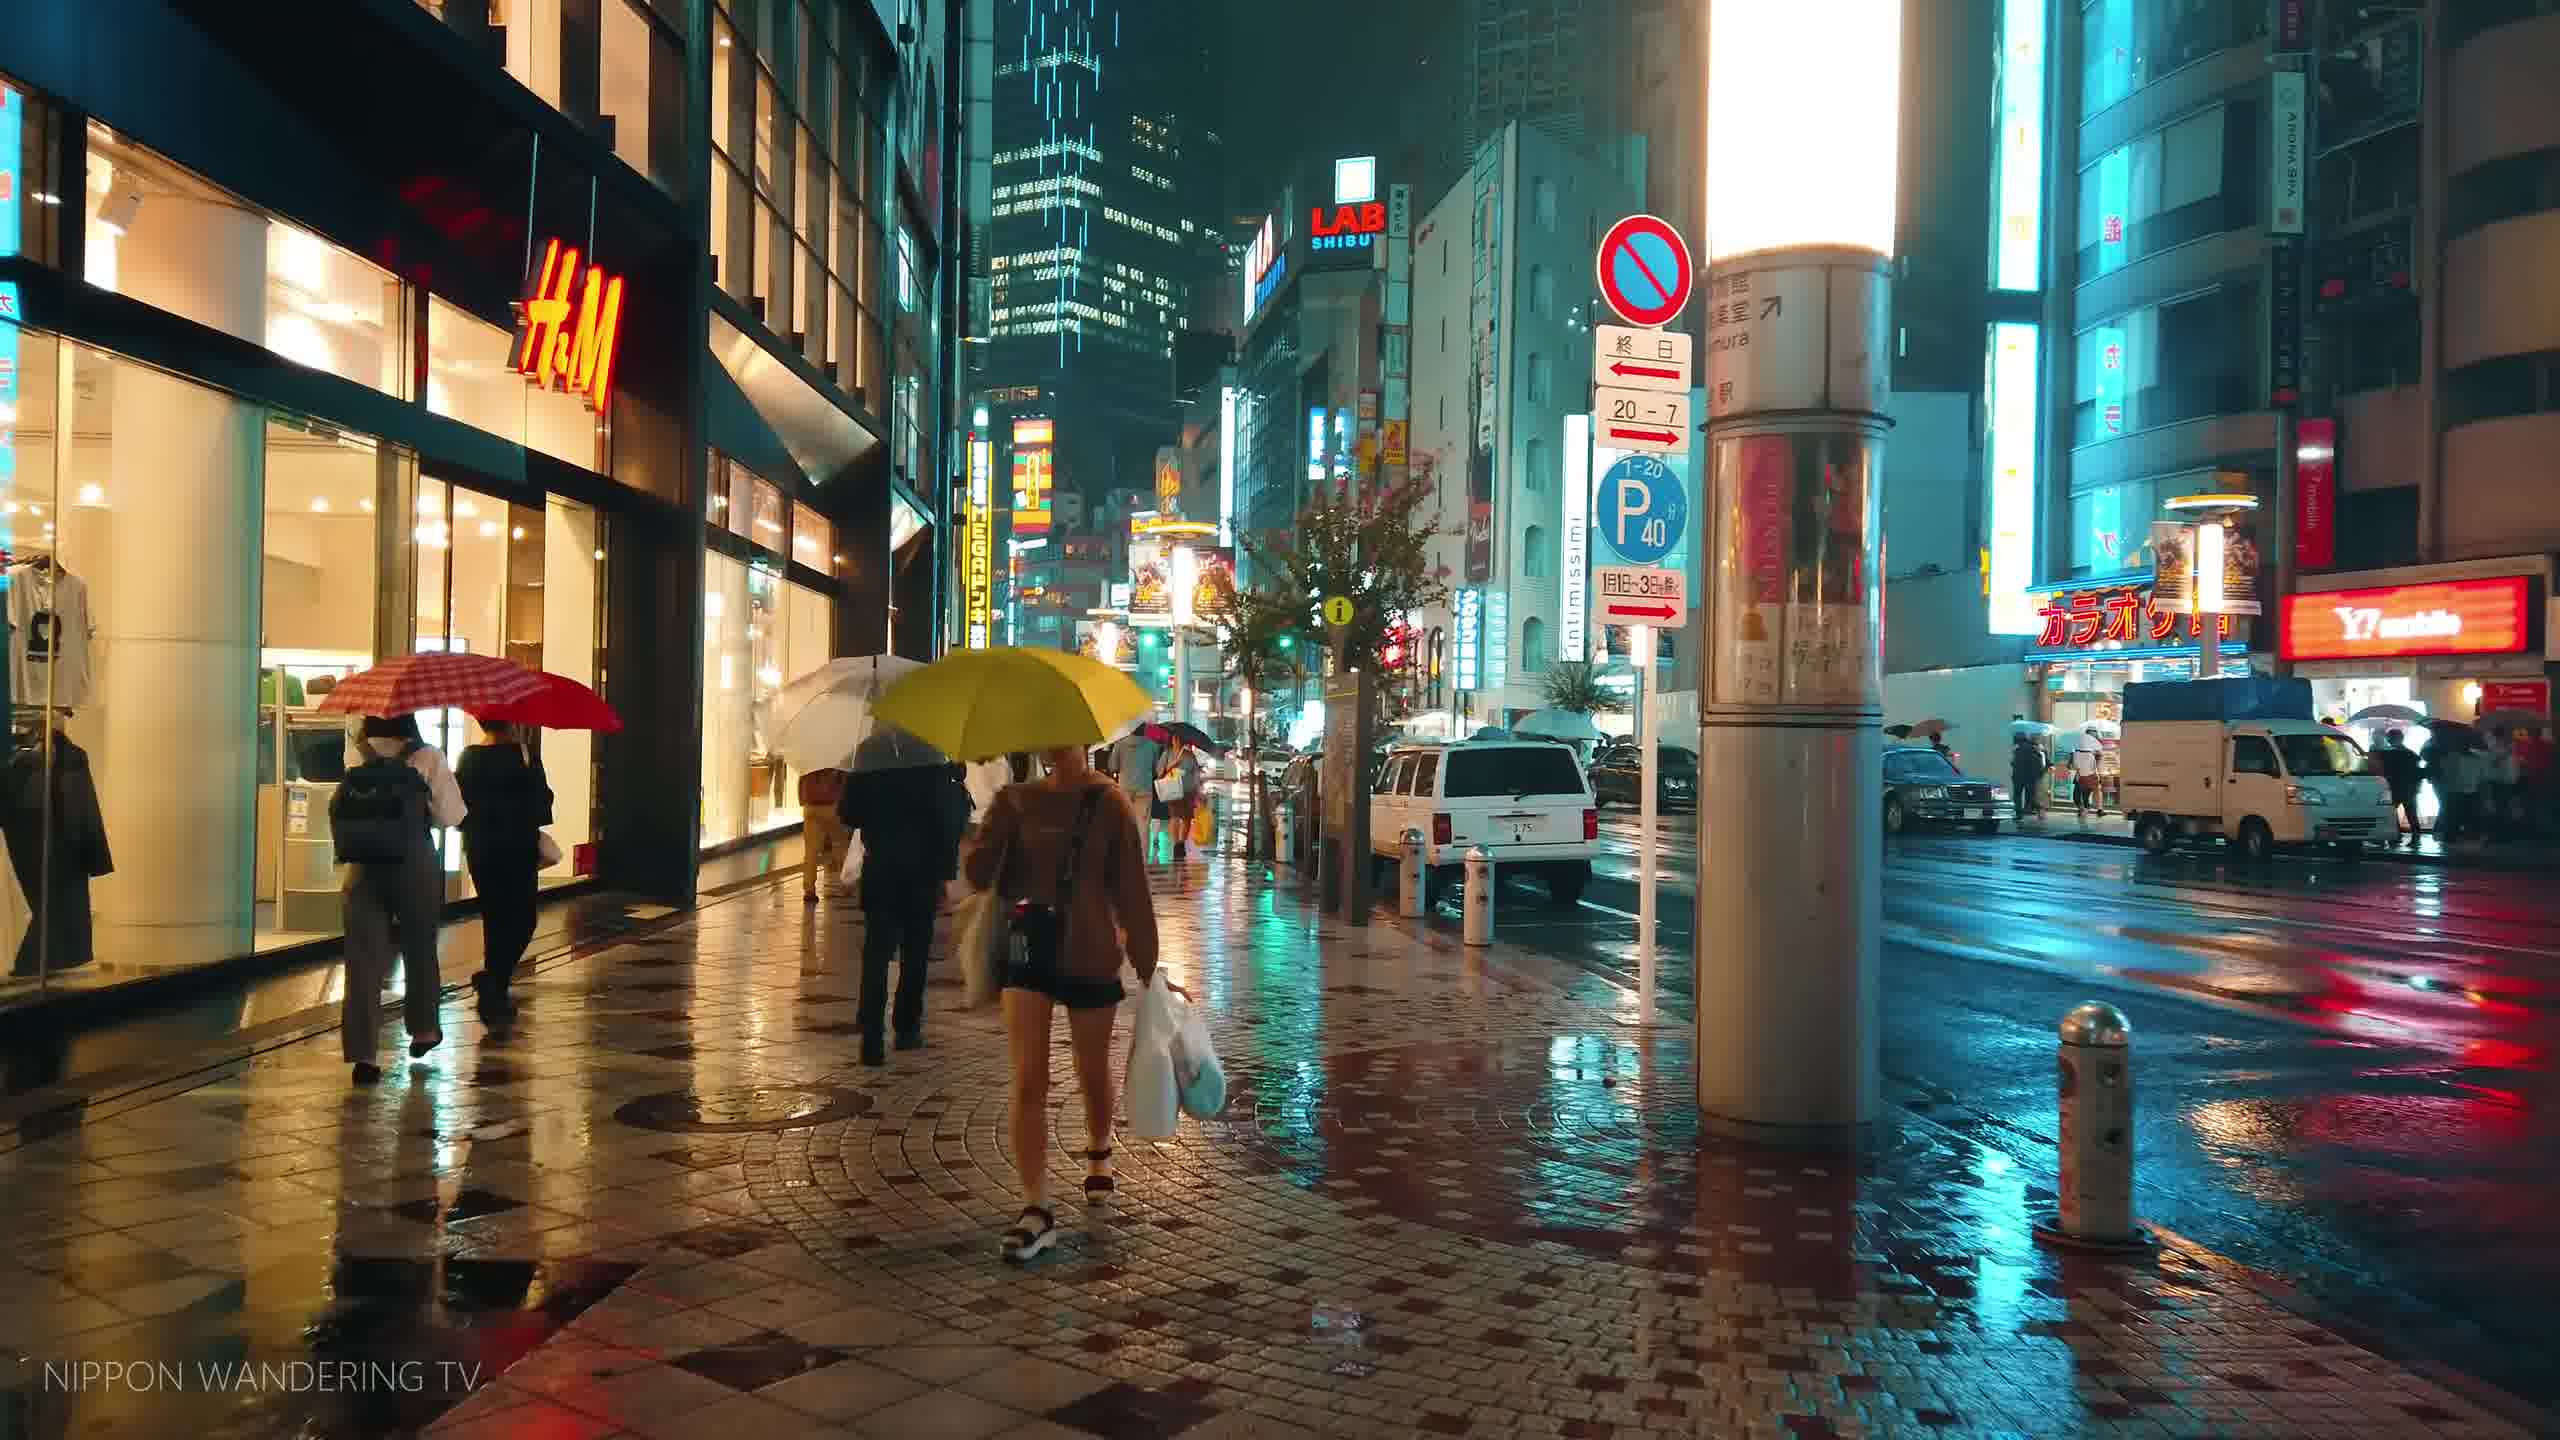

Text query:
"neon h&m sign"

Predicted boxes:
[[512, 238, 627, 412]]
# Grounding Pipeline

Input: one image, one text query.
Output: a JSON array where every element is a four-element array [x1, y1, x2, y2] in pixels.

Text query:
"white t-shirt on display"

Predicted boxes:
[[9, 566, 96, 710]]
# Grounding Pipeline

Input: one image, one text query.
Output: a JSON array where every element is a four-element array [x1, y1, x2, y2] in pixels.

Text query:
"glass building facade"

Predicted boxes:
[[0, 0, 959, 1010]]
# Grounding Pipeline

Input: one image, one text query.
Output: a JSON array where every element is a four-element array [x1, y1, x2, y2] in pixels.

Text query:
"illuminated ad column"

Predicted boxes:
[[1694, 0, 1900, 1135]]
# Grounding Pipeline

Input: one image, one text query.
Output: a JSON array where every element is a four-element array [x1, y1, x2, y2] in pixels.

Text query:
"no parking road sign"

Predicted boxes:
[[1595, 214, 1694, 329]]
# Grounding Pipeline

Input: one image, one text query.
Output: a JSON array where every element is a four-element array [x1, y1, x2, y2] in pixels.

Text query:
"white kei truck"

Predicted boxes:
[[2117, 678, 2398, 863]]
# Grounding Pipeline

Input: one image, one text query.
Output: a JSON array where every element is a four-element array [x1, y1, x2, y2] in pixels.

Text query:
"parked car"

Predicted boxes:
[[1589, 742, 1696, 810], [1881, 746, 2007, 835], [1369, 739, 1598, 906]]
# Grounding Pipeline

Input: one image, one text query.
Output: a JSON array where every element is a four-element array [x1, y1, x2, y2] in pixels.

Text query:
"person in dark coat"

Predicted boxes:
[[838, 729, 971, 1066], [2374, 728, 2423, 845], [4, 724, 111, 976], [2009, 733, 2045, 821], [455, 719, 553, 1015]]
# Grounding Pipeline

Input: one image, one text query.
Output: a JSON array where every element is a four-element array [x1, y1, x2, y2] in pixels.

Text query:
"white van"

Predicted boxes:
[[1370, 739, 1598, 906], [2120, 718, 2396, 861]]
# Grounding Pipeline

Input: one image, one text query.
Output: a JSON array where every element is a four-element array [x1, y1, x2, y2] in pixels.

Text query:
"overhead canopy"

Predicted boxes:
[[708, 311, 880, 484]]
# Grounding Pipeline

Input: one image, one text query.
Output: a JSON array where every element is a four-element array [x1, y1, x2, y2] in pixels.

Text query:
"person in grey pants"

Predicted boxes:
[[341, 715, 467, 1084]]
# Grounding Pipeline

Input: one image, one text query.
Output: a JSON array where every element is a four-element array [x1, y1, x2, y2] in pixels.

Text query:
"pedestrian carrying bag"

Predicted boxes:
[[331, 742, 429, 866], [1126, 969, 1181, 1140], [1008, 788, 1104, 980]]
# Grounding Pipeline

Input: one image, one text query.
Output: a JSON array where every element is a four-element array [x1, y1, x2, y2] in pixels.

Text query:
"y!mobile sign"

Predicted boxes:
[[2279, 578, 2531, 662]]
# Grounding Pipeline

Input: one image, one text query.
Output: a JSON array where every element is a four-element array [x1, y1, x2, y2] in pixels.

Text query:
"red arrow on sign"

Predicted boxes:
[[1607, 360, 1680, 380], [1604, 603, 1679, 621], [1605, 426, 1680, 445]]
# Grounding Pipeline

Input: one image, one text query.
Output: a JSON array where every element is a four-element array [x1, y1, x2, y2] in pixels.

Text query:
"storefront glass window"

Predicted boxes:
[[1, 75, 64, 268], [2067, 478, 2155, 578], [86, 126, 409, 401], [0, 328, 412, 999], [415, 0, 683, 191], [792, 503, 832, 573], [426, 298, 603, 470], [702, 549, 752, 845], [750, 474, 788, 552]]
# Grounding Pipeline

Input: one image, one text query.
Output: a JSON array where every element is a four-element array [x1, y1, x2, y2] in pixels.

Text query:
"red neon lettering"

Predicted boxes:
[[2066, 592, 2104, 646], [2038, 600, 2069, 648], [2100, 590, 2141, 643], [2148, 592, 2178, 641]]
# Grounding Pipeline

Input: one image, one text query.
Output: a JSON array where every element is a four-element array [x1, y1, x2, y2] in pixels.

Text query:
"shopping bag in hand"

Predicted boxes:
[[952, 888, 1009, 1009], [1189, 799, 1214, 848], [836, 833, 866, 892], [1169, 992, 1225, 1119], [1125, 970, 1181, 1140]]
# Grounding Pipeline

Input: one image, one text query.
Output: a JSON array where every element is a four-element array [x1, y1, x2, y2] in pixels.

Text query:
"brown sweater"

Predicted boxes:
[[962, 778, 1160, 985]]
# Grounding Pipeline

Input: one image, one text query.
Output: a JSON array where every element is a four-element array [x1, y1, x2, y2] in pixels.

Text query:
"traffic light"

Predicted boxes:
[[1278, 634, 1295, 651]]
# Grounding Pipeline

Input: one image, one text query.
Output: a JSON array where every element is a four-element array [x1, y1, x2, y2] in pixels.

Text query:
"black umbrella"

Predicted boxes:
[[2423, 717, 2483, 749], [1146, 720, 1226, 753]]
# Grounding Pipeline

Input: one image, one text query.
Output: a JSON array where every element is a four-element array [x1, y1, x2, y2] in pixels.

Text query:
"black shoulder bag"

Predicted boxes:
[[1008, 787, 1105, 980]]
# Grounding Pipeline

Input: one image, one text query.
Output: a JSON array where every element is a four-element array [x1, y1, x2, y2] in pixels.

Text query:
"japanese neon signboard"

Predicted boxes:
[[2031, 584, 2232, 656], [2279, 578, 2531, 663], [1010, 418, 1053, 536], [964, 439, 993, 649], [512, 238, 627, 412]]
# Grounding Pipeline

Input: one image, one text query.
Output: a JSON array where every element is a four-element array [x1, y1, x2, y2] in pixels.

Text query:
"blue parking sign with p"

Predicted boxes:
[[1600, 454, 1684, 565]]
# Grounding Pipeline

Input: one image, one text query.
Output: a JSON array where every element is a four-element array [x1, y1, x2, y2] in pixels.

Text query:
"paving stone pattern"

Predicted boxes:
[[0, 858, 2528, 1438]]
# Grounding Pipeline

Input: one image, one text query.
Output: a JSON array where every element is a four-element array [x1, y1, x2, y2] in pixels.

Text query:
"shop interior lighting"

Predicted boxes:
[[95, 188, 143, 236], [2164, 492, 2259, 512]]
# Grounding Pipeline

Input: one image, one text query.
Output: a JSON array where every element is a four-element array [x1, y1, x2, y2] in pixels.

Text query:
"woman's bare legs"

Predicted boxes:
[[1003, 988, 1057, 1210], [1066, 1001, 1119, 1180]]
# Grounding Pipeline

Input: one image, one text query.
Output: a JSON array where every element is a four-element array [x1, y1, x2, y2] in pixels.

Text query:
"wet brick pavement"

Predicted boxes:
[[0, 856, 2533, 1439]]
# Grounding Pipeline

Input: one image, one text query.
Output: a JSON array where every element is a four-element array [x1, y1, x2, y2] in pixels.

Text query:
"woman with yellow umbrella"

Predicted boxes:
[[875, 648, 1190, 1262]]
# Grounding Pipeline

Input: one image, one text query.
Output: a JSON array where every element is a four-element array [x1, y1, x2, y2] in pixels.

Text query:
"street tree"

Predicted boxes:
[[1541, 660, 1624, 715], [1236, 475, 1451, 678]]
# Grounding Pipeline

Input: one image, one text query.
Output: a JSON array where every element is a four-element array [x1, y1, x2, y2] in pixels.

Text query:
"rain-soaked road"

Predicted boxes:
[[1482, 811, 2560, 1413]]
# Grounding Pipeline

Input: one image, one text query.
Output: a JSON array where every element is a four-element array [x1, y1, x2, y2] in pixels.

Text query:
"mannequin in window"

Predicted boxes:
[[4, 712, 113, 976]]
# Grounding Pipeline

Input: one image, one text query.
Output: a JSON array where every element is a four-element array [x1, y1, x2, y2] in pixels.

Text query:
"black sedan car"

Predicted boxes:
[[1590, 742, 1697, 811], [1881, 746, 2006, 835]]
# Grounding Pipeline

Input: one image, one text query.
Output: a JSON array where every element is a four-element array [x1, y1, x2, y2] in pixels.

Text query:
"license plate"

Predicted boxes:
[[1975, 809, 1993, 819], [1506, 819, 1547, 841]]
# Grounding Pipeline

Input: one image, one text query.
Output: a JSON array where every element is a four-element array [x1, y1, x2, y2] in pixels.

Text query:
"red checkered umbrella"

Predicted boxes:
[[315, 653, 546, 718]]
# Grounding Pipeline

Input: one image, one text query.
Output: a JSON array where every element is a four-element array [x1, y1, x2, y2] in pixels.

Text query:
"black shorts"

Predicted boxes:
[[1002, 961, 1125, 1010]]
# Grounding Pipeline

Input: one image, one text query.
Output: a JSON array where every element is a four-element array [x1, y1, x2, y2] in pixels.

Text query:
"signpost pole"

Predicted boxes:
[[1693, 3, 1900, 1139], [1636, 624, 1657, 1011]]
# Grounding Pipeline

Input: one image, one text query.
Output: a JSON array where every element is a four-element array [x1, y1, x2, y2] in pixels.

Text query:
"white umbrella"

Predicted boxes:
[[773, 655, 924, 772], [2010, 719, 2056, 736], [1514, 708, 1606, 742], [2346, 703, 2428, 727]]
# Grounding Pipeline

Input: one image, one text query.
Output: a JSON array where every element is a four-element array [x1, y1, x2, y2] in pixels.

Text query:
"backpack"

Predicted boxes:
[[332, 742, 430, 866]]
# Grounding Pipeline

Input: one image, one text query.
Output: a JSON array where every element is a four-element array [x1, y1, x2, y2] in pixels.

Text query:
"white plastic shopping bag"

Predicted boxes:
[[1125, 970, 1181, 1140], [1170, 993, 1225, 1119], [837, 832, 865, 892]]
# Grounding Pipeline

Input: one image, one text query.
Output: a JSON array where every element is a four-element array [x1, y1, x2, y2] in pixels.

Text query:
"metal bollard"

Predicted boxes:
[[1462, 846, 1494, 947], [1276, 806, 1296, 868], [2033, 1002, 2152, 1253], [1398, 829, 1426, 918]]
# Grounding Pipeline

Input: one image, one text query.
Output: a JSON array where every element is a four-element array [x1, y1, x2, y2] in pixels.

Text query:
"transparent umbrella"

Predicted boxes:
[[774, 656, 923, 772]]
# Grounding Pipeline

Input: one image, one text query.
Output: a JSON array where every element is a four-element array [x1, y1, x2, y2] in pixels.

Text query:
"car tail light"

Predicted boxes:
[[1432, 812, 1452, 846], [1583, 808, 1600, 841]]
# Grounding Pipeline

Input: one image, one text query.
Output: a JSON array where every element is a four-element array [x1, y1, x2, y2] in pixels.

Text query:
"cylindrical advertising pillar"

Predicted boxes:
[[1694, 1, 1901, 1138]]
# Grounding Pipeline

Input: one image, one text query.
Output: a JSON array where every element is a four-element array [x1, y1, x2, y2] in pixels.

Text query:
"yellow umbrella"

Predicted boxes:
[[872, 647, 1154, 762]]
